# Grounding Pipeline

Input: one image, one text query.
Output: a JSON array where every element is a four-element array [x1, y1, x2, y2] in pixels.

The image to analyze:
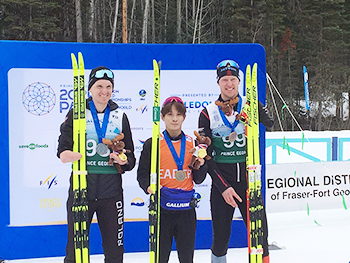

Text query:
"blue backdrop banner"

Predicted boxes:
[[0, 41, 266, 260]]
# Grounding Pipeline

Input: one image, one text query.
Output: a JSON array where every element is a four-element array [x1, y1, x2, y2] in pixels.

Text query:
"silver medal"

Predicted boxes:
[[96, 143, 109, 156]]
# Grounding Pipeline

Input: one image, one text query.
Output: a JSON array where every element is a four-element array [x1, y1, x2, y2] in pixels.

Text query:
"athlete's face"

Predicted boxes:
[[161, 105, 185, 137], [218, 75, 240, 101], [89, 79, 113, 110]]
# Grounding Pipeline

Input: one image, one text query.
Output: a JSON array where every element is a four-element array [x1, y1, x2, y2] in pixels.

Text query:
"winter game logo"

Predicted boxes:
[[22, 82, 56, 116]]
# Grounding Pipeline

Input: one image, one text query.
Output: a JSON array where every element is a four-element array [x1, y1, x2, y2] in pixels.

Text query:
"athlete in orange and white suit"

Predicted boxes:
[[137, 97, 208, 263]]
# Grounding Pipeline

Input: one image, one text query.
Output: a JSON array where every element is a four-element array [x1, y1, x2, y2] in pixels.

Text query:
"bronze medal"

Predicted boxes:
[[96, 143, 109, 156], [175, 170, 186, 182], [229, 132, 237, 142]]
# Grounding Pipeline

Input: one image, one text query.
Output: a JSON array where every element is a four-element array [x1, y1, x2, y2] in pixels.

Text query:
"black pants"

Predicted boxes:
[[64, 193, 124, 263], [159, 207, 197, 263], [210, 162, 269, 258]]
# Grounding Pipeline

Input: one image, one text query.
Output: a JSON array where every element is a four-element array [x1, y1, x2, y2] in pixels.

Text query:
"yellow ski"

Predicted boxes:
[[71, 52, 89, 263], [149, 59, 161, 263], [246, 63, 263, 263]]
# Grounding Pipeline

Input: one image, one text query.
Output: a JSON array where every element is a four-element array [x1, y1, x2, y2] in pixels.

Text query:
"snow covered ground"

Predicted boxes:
[[6, 208, 349, 263]]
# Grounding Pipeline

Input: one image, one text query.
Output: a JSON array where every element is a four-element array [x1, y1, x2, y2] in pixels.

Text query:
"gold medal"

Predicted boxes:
[[118, 152, 127, 162], [229, 132, 237, 142], [175, 170, 186, 182], [198, 148, 207, 159]]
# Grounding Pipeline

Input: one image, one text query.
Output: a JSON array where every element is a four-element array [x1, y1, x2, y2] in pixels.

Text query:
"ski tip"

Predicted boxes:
[[246, 63, 258, 72], [71, 53, 77, 62], [153, 59, 158, 66], [152, 59, 157, 68], [153, 59, 162, 73], [78, 52, 85, 71], [78, 52, 84, 62]]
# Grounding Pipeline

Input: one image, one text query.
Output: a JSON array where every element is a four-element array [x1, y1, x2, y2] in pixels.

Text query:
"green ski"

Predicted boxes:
[[71, 52, 89, 263], [149, 59, 161, 263], [246, 63, 263, 263]]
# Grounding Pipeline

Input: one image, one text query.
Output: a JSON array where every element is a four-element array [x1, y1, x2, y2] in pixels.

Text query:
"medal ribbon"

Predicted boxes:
[[218, 95, 242, 132], [163, 130, 186, 171], [89, 100, 111, 143]]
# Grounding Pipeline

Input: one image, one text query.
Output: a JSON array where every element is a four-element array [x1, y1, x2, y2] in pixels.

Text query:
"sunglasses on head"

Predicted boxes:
[[162, 96, 184, 107], [217, 60, 239, 69], [93, 69, 114, 79]]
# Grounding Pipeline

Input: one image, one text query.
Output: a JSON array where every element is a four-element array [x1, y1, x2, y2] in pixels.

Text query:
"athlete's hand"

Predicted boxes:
[[109, 152, 128, 165], [59, 150, 82, 163], [147, 186, 154, 194], [195, 157, 205, 167], [222, 187, 242, 208], [147, 185, 162, 195]]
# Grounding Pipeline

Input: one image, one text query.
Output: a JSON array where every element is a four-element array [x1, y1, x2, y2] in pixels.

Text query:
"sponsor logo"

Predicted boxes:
[[19, 143, 49, 150], [138, 89, 148, 100], [40, 198, 62, 211], [166, 202, 190, 208], [116, 201, 124, 246], [131, 197, 145, 207], [136, 103, 148, 114], [184, 101, 211, 109], [40, 173, 58, 189]]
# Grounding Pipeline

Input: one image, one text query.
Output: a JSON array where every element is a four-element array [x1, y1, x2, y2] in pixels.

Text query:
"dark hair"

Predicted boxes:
[[161, 101, 186, 116]]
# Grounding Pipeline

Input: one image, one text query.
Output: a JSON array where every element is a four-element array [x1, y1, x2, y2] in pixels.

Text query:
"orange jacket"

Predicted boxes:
[[159, 134, 194, 191]]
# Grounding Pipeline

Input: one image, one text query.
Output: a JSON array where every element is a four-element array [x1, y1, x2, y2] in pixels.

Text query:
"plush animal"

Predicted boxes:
[[215, 97, 239, 116], [215, 97, 249, 142], [102, 133, 131, 174], [188, 130, 212, 170]]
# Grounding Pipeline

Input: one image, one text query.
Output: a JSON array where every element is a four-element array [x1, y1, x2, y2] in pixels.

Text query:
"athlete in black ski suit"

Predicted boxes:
[[198, 60, 274, 263], [57, 66, 135, 263]]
